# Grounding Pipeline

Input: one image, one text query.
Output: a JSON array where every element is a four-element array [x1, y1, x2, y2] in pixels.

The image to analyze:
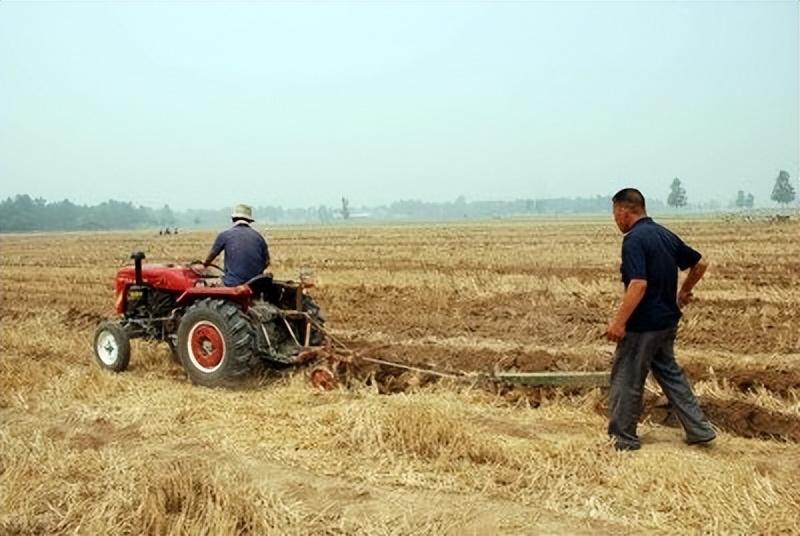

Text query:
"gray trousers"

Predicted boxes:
[[608, 327, 714, 448]]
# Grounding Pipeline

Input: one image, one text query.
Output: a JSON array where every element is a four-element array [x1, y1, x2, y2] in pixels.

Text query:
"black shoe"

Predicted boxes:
[[614, 441, 641, 451], [687, 433, 716, 445]]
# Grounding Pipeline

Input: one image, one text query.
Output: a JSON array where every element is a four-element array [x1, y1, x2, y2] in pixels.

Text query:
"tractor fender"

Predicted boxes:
[[176, 286, 252, 311]]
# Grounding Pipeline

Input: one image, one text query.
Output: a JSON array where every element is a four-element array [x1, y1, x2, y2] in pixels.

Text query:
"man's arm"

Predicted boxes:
[[204, 234, 225, 267], [678, 257, 708, 308], [607, 279, 647, 342]]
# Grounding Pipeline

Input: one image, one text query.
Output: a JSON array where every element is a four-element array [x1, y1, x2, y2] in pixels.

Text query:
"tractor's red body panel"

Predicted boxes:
[[115, 264, 250, 314], [116, 264, 199, 294]]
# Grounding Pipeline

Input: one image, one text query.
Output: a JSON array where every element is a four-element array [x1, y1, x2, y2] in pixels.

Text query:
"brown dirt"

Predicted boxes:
[[683, 362, 800, 396], [346, 339, 565, 374], [354, 361, 800, 443], [594, 394, 800, 443], [700, 398, 800, 442], [344, 349, 800, 442], [62, 307, 106, 329]]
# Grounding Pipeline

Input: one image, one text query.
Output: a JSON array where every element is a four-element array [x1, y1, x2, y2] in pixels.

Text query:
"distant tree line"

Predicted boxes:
[[0, 195, 173, 232], [0, 194, 620, 232], [2, 193, 649, 232], [365, 195, 645, 220], [0, 196, 309, 232], [1, 171, 795, 232]]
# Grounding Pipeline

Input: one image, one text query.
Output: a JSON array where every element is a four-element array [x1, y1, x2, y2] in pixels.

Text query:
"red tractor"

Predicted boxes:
[[93, 252, 328, 387]]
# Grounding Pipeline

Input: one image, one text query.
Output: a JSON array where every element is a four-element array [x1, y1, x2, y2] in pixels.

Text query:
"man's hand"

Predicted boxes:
[[606, 319, 626, 343], [606, 279, 647, 344], [678, 258, 707, 309]]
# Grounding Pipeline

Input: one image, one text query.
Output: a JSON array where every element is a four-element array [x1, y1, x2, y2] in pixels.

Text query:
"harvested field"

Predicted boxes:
[[2, 217, 800, 534]]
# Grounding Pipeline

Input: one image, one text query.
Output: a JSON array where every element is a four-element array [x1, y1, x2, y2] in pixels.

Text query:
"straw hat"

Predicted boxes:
[[231, 204, 254, 222]]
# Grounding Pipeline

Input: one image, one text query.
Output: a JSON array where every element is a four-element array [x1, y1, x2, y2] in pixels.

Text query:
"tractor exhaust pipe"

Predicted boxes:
[[131, 251, 146, 285]]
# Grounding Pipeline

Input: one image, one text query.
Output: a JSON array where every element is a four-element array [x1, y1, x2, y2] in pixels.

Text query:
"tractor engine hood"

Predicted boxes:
[[116, 264, 200, 294]]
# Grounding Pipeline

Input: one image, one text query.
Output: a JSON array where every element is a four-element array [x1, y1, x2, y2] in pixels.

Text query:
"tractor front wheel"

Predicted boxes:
[[176, 299, 255, 387], [93, 321, 131, 372]]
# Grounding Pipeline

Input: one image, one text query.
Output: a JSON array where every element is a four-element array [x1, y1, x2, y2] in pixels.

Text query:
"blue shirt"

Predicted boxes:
[[208, 222, 269, 286], [620, 217, 702, 332]]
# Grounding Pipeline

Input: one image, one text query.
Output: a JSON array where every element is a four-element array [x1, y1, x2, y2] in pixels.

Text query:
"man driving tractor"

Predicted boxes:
[[204, 204, 270, 286]]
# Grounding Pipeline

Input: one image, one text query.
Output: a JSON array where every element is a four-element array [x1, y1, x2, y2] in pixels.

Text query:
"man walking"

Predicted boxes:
[[606, 188, 715, 450], [204, 204, 270, 287]]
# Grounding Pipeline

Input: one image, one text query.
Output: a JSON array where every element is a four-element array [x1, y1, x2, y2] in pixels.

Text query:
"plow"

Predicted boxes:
[[93, 251, 609, 391], [300, 324, 610, 391]]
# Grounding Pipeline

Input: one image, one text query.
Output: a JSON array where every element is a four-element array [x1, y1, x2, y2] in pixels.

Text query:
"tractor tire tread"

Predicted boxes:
[[176, 298, 255, 386]]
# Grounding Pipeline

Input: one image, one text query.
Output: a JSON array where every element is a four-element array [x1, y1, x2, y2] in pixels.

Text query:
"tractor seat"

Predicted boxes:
[[246, 274, 274, 301]]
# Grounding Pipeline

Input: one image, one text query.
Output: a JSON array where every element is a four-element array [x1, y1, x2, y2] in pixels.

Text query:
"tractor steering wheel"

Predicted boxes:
[[188, 261, 224, 277]]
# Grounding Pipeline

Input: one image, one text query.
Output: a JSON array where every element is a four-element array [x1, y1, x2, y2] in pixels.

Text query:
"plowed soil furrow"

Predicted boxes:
[[683, 362, 800, 396], [700, 398, 800, 442], [643, 397, 800, 443]]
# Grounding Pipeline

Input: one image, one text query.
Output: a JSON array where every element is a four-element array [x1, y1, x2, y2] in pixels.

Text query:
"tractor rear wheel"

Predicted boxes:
[[176, 299, 255, 387], [93, 321, 131, 372]]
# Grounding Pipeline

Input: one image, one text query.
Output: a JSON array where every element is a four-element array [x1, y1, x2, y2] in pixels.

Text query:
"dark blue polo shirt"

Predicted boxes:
[[620, 217, 702, 332], [208, 223, 270, 286]]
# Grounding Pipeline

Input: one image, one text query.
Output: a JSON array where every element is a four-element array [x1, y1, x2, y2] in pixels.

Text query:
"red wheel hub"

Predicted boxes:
[[189, 323, 225, 370], [309, 366, 337, 390]]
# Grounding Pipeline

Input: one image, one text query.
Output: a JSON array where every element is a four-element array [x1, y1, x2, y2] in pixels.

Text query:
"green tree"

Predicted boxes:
[[735, 190, 746, 209], [667, 178, 687, 209], [0, 195, 39, 230], [770, 170, 796, 207]]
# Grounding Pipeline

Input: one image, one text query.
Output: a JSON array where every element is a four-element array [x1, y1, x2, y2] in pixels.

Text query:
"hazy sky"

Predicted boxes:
[[1, 1, 798, 210]]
